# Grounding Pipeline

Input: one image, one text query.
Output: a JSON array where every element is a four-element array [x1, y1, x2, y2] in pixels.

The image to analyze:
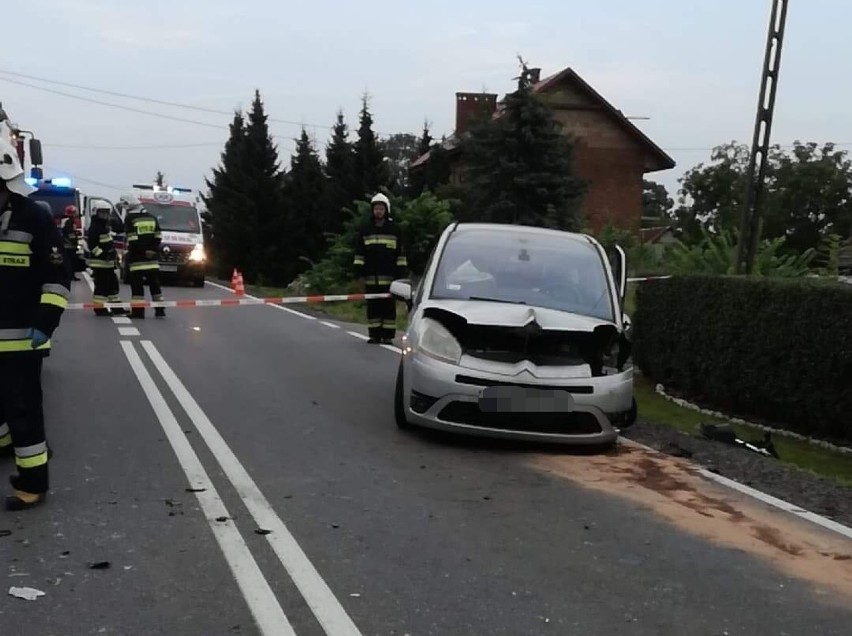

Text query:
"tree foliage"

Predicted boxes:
[[667, 227, 817, 277], [282, 129, 327, 276], [353, 95, 390, 199], [324, 110, 357, 235], [673, 141, 852, 252], [458, 59, 586, 230], [642, 179, 674, 222], [299, 190, 455, 293], [202, 92, 290, 284], [202, 111, 250, 278]]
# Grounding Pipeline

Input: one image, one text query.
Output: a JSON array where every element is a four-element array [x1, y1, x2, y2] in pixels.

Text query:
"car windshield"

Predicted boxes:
[[430, 228, 615, 322], [143, 203, 201, 233]]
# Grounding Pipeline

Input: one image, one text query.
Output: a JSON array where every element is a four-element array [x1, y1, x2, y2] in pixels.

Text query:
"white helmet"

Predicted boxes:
[[370, 192, 391, 217], [0, 137, 36, 197], [119, 193, 144, 213]]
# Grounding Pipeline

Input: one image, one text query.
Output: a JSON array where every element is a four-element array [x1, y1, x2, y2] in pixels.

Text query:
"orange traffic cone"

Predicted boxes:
[[235, 270, 246, 296], [231, 268, 239, 292]]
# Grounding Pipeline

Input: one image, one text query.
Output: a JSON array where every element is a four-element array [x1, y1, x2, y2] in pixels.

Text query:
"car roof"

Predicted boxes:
[[448, 222, 595, 245]]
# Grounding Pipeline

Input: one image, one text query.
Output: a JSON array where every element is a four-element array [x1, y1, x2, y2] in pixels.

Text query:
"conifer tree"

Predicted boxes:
[[461, 59, 587, 229]]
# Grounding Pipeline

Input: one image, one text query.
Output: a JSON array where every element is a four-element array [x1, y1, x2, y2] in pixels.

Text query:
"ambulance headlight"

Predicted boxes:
[[189, 244, 206, 262]]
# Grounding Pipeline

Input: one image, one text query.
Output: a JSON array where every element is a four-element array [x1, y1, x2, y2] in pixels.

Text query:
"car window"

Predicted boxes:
[[430, 228, 614, 322]]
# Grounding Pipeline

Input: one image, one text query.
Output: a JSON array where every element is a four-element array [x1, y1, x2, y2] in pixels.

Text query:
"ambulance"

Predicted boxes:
[[116, 184, 207, 287]]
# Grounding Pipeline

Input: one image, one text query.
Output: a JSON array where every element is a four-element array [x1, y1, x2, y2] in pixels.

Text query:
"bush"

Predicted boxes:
[[634, 275, 852, 444], [302, 189, 455, 291]]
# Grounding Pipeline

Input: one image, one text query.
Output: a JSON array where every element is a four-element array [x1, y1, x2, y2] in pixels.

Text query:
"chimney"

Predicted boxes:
[[455, 92, 498, 136]]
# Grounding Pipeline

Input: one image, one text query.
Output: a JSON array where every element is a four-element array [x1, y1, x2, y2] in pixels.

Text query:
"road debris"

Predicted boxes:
[[215, 516, 229, 523], [254, 529, 272, 536], [185, 488, 206, 493], [8, 586, 45, 601], [699, 423, 779, 458], [89, 561, 111, 570], [0, 529, 11, 538]]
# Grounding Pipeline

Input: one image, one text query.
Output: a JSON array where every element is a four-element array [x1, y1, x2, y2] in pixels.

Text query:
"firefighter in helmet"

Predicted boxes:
[[121, 194, 165, 319], [0, 136, 69, 510], [353, 193, 408, 344], [87, 204, 124, 316]]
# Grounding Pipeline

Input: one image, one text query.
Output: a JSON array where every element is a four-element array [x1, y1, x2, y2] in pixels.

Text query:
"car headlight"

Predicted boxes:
[[418, 317, 462, 364], [189, 244, 206, 262]]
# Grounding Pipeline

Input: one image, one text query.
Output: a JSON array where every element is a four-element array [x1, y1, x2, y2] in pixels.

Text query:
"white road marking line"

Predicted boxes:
[[272, 304, 317, 320], [81, 271, 95, 292], [118, 327, 141, 337], [112, 317, 132, 325], [206, 280, 316, 320], [140, 341, 364, 636], [619, 438, 852, 540], [120, 341, 296, 636], [320, 321, 340, 329], [380, 344, 401, 353], [347, 331, 369, 341]]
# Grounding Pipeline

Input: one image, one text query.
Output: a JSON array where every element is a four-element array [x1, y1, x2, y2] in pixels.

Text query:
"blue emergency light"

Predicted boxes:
[[25, 177, 37, 186], [49, 177, 73, 188]]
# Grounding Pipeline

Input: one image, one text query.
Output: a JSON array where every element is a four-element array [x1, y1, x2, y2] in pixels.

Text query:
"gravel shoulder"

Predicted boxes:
[[623, 418, 852, 529]]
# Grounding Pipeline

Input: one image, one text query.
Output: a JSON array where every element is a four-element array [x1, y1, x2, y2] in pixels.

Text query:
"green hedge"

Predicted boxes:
[[634, 275, 852, 444]]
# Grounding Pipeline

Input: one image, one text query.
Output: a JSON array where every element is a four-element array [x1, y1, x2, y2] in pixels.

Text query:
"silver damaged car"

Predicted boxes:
[[390, 222, 636, 447]]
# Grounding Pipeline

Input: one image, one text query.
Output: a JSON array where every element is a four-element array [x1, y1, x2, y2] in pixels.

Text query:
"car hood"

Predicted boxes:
[[420, 299, 617, 332]]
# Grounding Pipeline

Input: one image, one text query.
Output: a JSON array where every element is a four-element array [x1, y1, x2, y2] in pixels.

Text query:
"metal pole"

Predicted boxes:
[[735, 0, 789, 275]]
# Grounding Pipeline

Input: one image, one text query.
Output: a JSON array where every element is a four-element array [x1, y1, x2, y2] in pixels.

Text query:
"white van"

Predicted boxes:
[[116, 185, 207, 287]]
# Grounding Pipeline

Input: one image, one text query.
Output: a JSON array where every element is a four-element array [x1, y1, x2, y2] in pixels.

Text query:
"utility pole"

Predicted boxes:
[[735, 0, 789, 275]]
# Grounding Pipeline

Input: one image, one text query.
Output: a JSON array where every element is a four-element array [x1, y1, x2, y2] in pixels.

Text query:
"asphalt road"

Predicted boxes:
[[1, 275, 850, 636]]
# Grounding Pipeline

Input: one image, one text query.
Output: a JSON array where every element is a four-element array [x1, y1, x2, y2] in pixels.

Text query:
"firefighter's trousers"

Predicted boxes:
[[91, 266, 120, 315], [365, 276, 396, 340], [0, 353, 49, 494], [128, 266, 164, 318]]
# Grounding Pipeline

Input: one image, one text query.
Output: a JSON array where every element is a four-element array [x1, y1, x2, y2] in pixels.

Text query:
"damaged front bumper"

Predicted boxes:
[[402, 351, 632, 445]]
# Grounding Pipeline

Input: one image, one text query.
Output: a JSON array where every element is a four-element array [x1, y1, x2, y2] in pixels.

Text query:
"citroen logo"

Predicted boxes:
[[162, 246, 170, 254]]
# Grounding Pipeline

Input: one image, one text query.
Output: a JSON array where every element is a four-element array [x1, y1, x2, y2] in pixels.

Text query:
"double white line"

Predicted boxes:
[[121, 340, 363, 636]]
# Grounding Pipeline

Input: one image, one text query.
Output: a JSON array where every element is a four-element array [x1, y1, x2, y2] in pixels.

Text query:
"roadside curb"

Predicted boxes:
[[618, 437, 852, 541]]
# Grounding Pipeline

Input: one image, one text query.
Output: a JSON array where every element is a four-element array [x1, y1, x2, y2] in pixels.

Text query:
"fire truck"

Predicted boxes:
[[1, 102, 85, 241]]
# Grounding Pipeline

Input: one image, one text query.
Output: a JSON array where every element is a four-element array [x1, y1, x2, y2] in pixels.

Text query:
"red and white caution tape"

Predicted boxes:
[[66, 292, 392, 310]]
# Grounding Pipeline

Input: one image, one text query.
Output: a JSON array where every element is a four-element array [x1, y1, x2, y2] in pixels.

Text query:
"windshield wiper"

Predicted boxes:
[[467, 296, 527, 305]]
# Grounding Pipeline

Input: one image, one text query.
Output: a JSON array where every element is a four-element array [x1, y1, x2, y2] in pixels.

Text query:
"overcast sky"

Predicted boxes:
[[3, 0, 849, 204]]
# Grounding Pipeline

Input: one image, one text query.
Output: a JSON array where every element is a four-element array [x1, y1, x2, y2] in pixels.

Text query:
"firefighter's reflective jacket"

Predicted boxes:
[[86, 216, 116, 270], [124, 210, 162, 272], [0, 193, 70, 353], [353, 217, 407, 285]]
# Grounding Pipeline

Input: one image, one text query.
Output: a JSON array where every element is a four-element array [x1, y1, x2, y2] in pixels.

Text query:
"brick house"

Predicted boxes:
[[409, 66, 676, 232]]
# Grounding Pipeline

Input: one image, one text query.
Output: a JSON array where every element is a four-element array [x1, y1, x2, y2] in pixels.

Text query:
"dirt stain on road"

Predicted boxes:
[[529, 443, 852, 601]]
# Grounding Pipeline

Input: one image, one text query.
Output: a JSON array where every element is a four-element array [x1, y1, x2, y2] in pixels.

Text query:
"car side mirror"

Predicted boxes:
[[390, 279, 412, 301], [29, 138, 43, 166]]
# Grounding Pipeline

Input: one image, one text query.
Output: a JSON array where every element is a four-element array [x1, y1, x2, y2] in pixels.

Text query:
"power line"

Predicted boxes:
[[0, 68, 336, 130], [0, 75, 225, 129], [47, 141, 224, 150], [41, 164, 124, 191]]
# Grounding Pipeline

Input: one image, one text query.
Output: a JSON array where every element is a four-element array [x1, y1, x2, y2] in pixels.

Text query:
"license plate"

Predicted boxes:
[[160, 264, 178, 272], [479, 386, 575, 413]]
